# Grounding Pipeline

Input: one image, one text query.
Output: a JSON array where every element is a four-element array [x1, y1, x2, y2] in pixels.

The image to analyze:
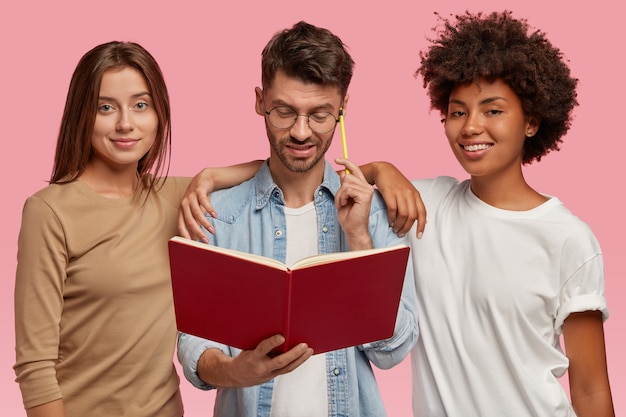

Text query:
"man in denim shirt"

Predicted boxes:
[[177, 21, 418, 417]]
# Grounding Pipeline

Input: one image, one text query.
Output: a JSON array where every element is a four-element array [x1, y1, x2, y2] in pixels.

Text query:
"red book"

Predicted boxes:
[[168, 236, 410, 355]]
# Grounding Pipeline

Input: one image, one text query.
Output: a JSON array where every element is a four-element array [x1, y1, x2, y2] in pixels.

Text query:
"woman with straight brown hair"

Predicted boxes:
[[14, 41, 188, 417]]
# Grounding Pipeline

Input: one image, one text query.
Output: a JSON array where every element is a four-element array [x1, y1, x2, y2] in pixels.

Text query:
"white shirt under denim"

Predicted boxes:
[[177, 160, 418, 417]]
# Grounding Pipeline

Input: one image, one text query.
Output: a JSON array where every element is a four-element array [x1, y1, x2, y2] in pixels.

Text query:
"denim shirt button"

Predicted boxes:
[[322, 226, 328, 233], [332, 368, 341, 376], [275, 229, 283, 237]]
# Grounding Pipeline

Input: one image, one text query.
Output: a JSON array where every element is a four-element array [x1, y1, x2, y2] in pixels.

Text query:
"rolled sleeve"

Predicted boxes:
[[555, 253, 608, 333], [177, 332, 230, 390]]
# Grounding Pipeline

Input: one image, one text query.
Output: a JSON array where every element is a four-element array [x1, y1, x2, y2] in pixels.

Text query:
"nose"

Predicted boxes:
[[116, 110, 134, 132], [461, 112, 482, 136], [289, 114, 312, 141]]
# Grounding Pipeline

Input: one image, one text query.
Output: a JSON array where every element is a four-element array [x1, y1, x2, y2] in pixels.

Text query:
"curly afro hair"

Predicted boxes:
[[416, 11, 578, 164]]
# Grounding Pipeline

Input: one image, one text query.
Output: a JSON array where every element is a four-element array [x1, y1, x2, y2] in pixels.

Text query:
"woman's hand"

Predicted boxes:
[[178, 161, 264, 242], [358, 161, 426, 238]]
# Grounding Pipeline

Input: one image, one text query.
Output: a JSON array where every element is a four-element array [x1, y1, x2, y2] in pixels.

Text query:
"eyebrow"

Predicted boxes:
[[98, 91, 152, 101], [449, 96, 506, 106], [270, 99, 336, 112]]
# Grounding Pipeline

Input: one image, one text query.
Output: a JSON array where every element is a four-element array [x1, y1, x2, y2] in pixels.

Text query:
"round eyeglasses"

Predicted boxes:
[[265, 106, 339, 134]]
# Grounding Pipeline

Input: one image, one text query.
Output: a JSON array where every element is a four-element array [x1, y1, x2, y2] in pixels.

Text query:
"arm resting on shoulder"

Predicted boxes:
[[359, 161, 426, 239], [563, 310, 615, 417], [178, 160, 264, 242]]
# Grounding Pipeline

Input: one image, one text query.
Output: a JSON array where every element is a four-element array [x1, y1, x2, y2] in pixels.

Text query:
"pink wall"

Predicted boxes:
[[2, 1, 622, 415]]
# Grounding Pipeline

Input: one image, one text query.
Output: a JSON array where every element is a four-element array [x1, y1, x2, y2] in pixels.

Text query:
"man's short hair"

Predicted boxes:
[[261, 21, 354, 98]]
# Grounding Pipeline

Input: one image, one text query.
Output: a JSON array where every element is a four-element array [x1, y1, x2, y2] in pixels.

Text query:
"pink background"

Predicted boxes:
[[1, 1, 622, 416]]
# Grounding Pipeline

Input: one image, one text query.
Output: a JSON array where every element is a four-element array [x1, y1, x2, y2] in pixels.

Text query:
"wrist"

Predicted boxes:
[[199, 168, 217, 190], [345, 230, 373, 250], [370, 161, 387, 182], [360, 162, 378, 185], [197, 348, 235, 388]]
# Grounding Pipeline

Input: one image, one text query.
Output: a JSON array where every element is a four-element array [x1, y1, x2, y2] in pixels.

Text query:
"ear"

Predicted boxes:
[[525, 116, 540, 137], [340, 94, 350, 115], [255, 87, 264, 116]]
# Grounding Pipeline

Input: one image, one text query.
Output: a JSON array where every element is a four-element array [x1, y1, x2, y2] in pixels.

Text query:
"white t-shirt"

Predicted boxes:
[[271, 202, 329, 417], [409, 177, 608, 417]]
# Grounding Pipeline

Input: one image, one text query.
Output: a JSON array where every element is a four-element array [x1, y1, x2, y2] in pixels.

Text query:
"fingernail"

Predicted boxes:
[[416, 232, 423, 240]]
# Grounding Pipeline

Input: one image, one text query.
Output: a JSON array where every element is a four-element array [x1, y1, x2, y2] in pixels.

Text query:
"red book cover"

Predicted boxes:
[[168, 236, 410, 354]]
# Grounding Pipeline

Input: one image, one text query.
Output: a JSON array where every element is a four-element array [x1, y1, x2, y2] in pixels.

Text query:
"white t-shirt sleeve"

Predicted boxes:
[[555, 226, 608, 333]]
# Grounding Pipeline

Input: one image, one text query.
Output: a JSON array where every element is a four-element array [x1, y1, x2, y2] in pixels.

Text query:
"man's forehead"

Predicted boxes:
[[264, 72, 343, 108], [267, 70, 341, 91]]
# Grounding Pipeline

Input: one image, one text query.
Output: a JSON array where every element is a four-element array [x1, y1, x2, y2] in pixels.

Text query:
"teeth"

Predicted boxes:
[[463, 144, 491, 151]]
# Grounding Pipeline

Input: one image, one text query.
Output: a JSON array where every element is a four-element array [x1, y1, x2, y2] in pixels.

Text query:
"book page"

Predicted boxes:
[[291, 244, 409, 270], [170, 237, 408, 272], [169, 236, 288, 270]]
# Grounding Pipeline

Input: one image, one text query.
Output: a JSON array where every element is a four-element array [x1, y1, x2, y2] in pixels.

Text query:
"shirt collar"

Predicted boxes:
[[254, 159, 340, 209]]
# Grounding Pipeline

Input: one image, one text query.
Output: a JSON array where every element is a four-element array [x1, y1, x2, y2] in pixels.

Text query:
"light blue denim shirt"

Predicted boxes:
[[177, 160, 418, 417]]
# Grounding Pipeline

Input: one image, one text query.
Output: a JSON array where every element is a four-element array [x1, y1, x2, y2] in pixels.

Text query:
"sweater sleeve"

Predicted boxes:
[[14, 196, 67, 409]]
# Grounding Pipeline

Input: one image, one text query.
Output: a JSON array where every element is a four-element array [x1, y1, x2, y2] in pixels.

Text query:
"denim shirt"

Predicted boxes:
[[177, 160, 418, 417]]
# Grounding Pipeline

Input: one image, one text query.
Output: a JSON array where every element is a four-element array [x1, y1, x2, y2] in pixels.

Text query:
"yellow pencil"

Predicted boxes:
[[339, 107, 349, 174]]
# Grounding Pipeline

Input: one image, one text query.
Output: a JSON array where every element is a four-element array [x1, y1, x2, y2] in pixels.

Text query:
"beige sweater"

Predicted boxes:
[[14, 177, 191, 417]]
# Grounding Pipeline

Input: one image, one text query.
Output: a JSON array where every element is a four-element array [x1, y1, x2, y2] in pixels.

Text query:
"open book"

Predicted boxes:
[[168, 236, 410, 354]]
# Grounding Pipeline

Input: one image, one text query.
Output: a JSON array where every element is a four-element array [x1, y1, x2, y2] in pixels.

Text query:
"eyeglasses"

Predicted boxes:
[[265, 106, 339, 134]]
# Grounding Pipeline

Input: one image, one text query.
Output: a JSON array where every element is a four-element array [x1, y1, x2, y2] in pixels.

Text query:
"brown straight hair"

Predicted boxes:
[[51, 41, 171, 194]]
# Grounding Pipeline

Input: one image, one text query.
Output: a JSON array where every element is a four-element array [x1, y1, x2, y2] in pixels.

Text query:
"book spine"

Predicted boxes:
[[282, 269, 293, 353]]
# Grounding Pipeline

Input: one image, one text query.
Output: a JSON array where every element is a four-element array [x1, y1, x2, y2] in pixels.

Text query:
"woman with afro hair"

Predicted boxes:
[[367, 10, 615, 417], [176, 10, 615, 417]]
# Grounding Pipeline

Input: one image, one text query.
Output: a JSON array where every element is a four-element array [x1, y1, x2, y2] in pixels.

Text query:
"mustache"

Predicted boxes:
[[283, 136, 318, 145]]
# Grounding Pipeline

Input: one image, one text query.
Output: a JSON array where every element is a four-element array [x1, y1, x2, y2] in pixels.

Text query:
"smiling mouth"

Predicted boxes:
[[462, 143, 492, 152]]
